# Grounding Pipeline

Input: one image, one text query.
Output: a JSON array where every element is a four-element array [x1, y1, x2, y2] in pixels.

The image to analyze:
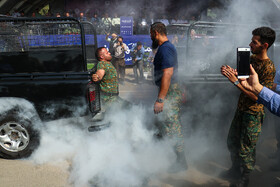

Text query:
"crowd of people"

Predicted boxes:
[[5, 8, 202, 35], [105, 32, 153, 84]]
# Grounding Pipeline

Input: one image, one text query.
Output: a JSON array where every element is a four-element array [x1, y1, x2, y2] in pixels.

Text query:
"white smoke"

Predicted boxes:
[[177, 0, 279, 182], [0, 97, 43, 130], [30, 104, 176, 187], [0, 97, 36, 115], [11, 1, 279, 186], [178, 0, 277, 76], [224, 0, 272, 24], [41, 97, 88, 119]]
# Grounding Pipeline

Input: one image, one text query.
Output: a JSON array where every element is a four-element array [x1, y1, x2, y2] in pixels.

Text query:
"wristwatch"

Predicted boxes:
[[156, 98, 164, 103], [233, 80, 239, 86]]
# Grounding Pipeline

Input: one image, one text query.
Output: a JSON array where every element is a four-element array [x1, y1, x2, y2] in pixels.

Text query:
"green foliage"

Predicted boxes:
[[63, 28, 81, 35], [39, 4, 49, 16], [87, 63, 94, 70]]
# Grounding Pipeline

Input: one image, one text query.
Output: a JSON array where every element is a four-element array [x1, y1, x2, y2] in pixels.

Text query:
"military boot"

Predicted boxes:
[[230, 168, 250, 187], [220, 162, 241, 180]]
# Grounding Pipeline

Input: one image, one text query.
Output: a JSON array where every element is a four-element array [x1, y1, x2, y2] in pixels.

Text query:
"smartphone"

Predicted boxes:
[[237, 47, 250, 79]]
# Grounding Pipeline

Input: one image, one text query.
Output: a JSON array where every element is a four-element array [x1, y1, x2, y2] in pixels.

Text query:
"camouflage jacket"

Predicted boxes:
[[97, 60, 118, 94], [238, 55, 276, 114]]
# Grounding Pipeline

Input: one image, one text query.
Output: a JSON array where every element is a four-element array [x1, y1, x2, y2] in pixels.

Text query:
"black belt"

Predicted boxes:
[[101, 91, 119, 96]]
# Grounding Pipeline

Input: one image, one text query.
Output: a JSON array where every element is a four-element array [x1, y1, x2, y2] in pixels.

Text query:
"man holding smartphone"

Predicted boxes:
[[220, 27, 276, 187]]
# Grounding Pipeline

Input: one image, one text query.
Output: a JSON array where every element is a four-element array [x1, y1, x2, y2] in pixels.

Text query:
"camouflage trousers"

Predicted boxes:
[[101, 94, 131, 111], [156, 83, 184, 153], [227, 109, 264, 171]]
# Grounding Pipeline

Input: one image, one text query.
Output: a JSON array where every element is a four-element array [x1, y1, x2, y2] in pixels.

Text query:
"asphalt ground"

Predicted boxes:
[[119, 67, 157, 105]]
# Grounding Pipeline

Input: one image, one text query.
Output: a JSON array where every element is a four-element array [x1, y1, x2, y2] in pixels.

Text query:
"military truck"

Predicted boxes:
[[0, 17, 100, 159]]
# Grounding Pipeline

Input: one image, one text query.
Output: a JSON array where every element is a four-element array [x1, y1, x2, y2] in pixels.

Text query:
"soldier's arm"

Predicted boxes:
[[222, 67, 257, 101], [92, 69, 105, 82], [154, 67, 173, 114], [105, 33, 111, 42], [158, 67, 173, 100], [235, 83, 258, 101]]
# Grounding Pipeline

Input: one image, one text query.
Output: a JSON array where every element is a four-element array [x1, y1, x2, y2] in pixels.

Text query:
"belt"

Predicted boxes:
[[101, 91, 119, 96]]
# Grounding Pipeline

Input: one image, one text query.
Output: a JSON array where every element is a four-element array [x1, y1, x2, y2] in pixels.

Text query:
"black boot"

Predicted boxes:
[[168, 151, 188, 173], [220, 162, 241, 180], [230, 169, 250, 187]]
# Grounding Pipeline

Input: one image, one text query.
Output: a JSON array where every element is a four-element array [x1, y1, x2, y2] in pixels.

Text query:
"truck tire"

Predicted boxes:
[[0, 114, 40, 159]]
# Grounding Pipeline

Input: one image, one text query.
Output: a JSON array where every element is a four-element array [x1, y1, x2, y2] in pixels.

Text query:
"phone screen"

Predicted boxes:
[[237, 48, 250, 78]]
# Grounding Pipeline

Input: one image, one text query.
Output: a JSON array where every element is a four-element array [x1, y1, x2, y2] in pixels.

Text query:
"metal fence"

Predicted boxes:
[[0, 17, 89, 52]]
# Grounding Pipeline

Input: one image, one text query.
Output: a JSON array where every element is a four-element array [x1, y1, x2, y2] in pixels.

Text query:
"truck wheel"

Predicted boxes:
[[0, 115, 40, 159]]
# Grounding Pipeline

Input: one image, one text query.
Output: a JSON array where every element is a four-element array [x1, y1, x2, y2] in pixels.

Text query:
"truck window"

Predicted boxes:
[[0, 18, 87, 74]]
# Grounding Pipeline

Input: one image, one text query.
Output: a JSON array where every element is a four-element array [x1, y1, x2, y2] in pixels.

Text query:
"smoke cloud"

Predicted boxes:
[[178, 0, 277, 75], [0, 97, 37, 117], [0, 98, 43, 130], [30, 104, 177, 187], [177, 0, 279, 184], [9, 0, 278, 186]]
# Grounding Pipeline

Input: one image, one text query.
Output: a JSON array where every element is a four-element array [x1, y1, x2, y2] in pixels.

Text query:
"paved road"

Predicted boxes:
[[119, 68, 158, 105]]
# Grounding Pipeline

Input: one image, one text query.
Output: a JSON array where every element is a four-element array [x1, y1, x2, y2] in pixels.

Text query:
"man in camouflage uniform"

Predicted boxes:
[[150, 22, 187, 172], [221, 27, 276, 187], [92, 47, 128, 111]]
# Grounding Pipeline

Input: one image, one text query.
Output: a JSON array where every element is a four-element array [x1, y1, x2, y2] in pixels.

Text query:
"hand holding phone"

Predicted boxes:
[[237, 47, 250, 79]]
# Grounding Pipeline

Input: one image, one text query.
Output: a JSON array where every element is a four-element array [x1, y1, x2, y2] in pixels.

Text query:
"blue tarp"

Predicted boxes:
[[27, 34, 82, 46], [11, 34, 154, 65]]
